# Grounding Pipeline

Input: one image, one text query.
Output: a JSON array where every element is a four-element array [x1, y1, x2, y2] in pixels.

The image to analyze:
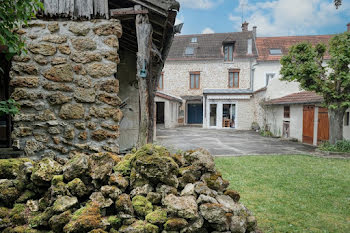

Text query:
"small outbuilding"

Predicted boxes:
[[0, 0, 180, 158]]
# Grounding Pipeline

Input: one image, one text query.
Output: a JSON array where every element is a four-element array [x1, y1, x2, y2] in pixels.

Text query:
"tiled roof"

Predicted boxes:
[[156, 91, 182, 102], [167, 31, 257, 61], [265, 91, 324, 105], [256, 35, 334, 61]]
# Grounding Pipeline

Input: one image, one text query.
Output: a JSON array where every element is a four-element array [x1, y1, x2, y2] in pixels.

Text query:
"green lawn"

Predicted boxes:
[[215, 155, 350, 233]]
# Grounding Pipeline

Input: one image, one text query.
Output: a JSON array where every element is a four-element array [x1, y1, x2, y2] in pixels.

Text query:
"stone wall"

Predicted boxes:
[[10, 19, 123, 158]]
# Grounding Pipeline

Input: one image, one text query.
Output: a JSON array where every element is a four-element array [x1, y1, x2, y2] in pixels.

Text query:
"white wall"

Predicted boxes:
[[254, 61, 302, 99], [155, 96, 180, 129]]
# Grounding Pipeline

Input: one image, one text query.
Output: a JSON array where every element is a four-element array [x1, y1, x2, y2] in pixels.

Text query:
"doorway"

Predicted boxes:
[[187, 103, 203, 124], [156, 102, 165, 124], [0, 54, 12, 148], [303, 105, 315, 144], [210, 104, 217, 127], [317, 107, 329, 144], [222, 104, 236, 128]]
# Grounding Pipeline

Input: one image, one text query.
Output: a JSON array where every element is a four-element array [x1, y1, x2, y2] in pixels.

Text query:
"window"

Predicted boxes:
[[185, 47, 194, 55], [224, 44, 234, 61], [228, 69, 239, 88], [284, 106, 290, 118], [191, 37, 197, 43], [269, 48, 282, 55], [266, 73, 275, 86], [345, 112, 349, 126], [157, 72, 164, 90], [190, 72, 200, 89]]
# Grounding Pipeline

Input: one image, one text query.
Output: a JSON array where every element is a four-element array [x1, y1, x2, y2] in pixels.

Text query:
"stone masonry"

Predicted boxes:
[[10, 19, 123, 158]]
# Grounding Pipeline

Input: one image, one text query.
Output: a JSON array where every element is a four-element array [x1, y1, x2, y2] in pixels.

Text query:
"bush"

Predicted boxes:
[[319, 140, 350, 153], [0, 99, 20, 117]]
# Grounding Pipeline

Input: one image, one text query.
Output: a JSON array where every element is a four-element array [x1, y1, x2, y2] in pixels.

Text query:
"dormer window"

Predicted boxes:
[[270, 48, 282, 55], [224, 43, 234, 61], [185, 47, 194, 55], [191, 37, 198, 43]]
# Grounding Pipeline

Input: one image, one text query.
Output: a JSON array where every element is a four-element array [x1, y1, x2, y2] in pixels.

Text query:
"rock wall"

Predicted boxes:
[[0, 145, 259, 233], [10, 19, 123, 158]]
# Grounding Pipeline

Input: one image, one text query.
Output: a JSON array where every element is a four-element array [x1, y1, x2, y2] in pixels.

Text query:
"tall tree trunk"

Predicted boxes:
[[328, 107, 346, 144]]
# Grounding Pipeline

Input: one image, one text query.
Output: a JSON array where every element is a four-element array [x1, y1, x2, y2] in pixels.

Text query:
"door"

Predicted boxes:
[[156, 102, 165, 124], [317, 107, 329, 144], [303, 105, 315, 144], [187, 104, 203, 124]]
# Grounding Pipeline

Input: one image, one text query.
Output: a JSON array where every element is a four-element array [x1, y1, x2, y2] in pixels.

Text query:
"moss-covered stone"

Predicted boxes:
[[63, 202, 102, 233], [145, 209, 167, 225], [164, 218, 188, 231], [52, 196, 78, 213], [51, 175, 64, 186], [0, 186, 20, 205], [202, 172, 229, 192], [107, 216, 122, 229], [89, 152, 120, 180], [0, 206, 9, 218], [89, 229, 108, 233], [144, 223, 159, 233], [31, 158, 63, 186], [131, 145, 179, 187], [29, 207, 55, 228], [224, 189, 240, 202], [49, 210, 72, 233], [67, 178, 88, 197], [16, 190, 36, 203], [115, 194, 133, 215], [10, 203, 28, 225], [113, 154, 135, 176], [0, 158, 33, 179], [132, 195, 153, 217]]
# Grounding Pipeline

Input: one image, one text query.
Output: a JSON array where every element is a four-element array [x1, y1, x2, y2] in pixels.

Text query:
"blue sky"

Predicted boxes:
[[176, 0, 350, 36]]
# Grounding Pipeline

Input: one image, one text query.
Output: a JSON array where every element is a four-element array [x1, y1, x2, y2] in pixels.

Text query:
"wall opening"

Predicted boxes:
[[0, 54, 12, 148], [156, 102, 165, 124]]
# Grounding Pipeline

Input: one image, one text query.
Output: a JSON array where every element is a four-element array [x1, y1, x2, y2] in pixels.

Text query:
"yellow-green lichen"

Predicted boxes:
[[132, 195, 153, 217], [145, 209, 167, 225]]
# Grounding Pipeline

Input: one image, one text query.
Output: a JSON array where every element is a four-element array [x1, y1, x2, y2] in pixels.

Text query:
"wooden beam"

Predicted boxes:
[[135, 5, 153, 147], [110, 7, 148, 17]]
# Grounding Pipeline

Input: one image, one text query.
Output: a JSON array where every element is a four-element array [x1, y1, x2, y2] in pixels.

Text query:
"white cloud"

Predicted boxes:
[[178, 0, 223, 9], [202, 27, 215, 34], [175, 14, 185, 25], [229, 0, 350, 36]]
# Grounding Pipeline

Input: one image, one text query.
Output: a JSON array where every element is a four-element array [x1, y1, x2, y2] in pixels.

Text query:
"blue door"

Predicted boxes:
[[188, 104, 203, 124]]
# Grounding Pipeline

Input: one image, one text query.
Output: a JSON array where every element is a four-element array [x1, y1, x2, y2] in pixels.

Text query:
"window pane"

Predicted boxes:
[[190, 75, 194, 89], [195, 75, 199, 88], [158, 75, 163, 89], [224, 46, 228, 61], [229, 45, 233, 61], [234, 72, 239, 87], [229, 72, 233, 87], [210, 104, 217, 126]]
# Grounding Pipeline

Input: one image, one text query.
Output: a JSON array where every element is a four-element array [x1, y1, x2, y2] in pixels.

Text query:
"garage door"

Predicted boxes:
[[188, 104, 203, 124]]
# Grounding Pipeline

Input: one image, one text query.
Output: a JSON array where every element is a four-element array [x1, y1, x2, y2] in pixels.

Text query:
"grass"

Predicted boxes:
[[319, 140, 350, 153], [215, 155, 350, 233]]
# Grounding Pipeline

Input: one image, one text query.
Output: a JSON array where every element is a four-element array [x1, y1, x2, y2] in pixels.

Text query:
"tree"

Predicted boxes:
[[0, 0, 43, 116], [334, 0, 342, 9], [0, 0, 43, 56], [280, 32, 350, 144]]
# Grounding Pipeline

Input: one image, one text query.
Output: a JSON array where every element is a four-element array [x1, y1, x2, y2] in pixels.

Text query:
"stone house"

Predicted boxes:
[[253, 33, 350, 144], [0, 0, 180, 158], [160, 23, 258, 130]]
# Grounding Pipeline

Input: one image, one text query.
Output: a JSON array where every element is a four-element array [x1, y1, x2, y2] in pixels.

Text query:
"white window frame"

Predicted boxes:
[[265, 73, 276, 86]]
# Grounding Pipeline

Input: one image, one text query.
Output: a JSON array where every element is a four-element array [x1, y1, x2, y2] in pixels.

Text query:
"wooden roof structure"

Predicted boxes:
[[39, 0, 180, 54]]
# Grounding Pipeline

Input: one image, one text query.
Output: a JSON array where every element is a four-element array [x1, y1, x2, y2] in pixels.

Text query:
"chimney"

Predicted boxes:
[[242, 21, 249, 32], [347, 23, 350, 32], [253, 26, 257, 38]]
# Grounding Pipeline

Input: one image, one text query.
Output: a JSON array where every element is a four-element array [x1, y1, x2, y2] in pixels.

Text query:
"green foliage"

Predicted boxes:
[[334, 0, 342, 9], [259, 129, 274, 137], [0, 99, 20, 116], [319, 140, 350, 153], [280, 32, 350, 110], [0, 0, 43, 57]]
